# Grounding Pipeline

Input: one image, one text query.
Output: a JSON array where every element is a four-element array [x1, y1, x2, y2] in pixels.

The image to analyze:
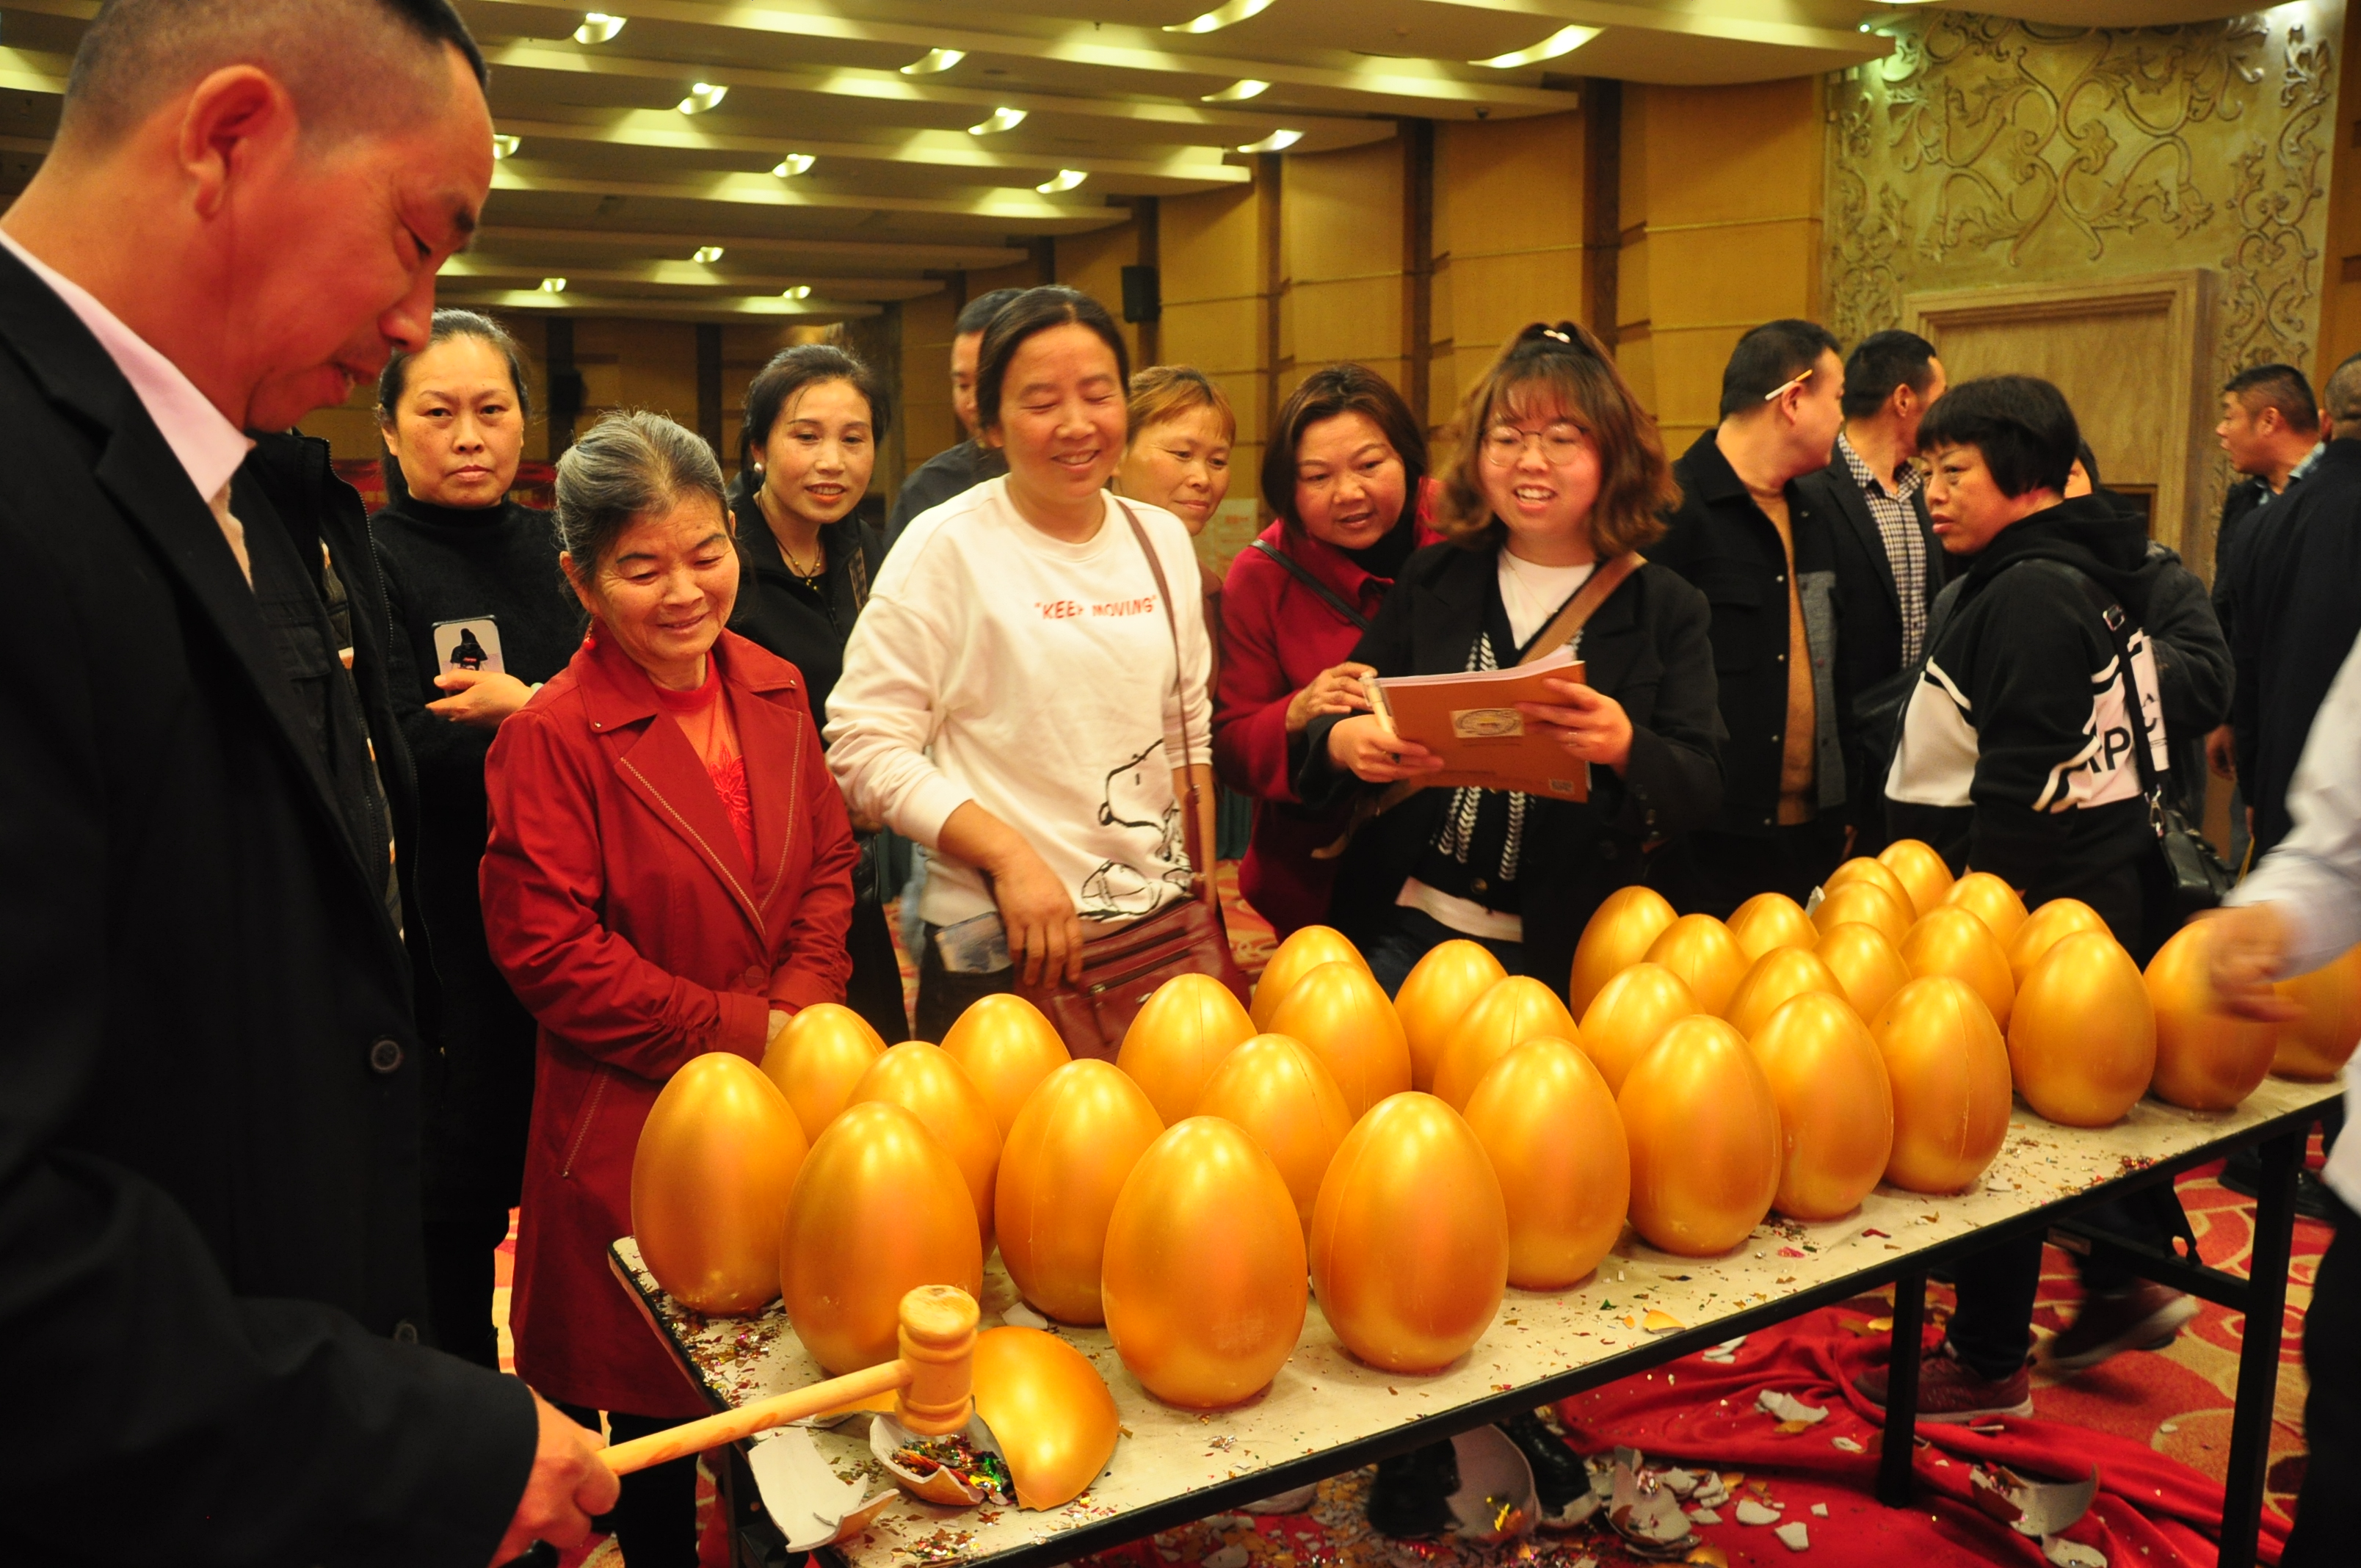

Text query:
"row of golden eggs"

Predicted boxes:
[[1869, 976, 2013, 1194], [1249, 924, 1367, 1030], [1264, 957, 1412, 1118], [1817, 920, 1914, 1020], [1898, 906, 2014, 1028], [2009, 931, 2155, 1127], [847, 1040, 1003, 1249], [1578, 962, 1699, 1094], [2006, 898, 2108, 987], [634, 1052, 810, 1315], [1431, 976, 1578, 1110], [1618, 1016, 1782, 1255], [762, 1002, 885, 1141], [1722, 945, 1840, 1039], [1943, 871, 2028, 946], [1396, 939, 1509, 1090], [1727, 891, 1818, 961], [1461, 1039, 1628, 1288], [1749, 993, 1893, 1219], [1644, 912, 1749, 1017], [1826, 854, 1919, 920], [1568, 885, 1678, 1014], [942, 994, 1071, 1136], [1813, 879, 1912, 948], [2271, 943, 2361, 1080], [1195, 1033, 1354, 1233], [1115, 971, 1255, 1125], [2144, 921, 2277, 1111], [995, 1059, 1164, 1324], [1879, 839, 1956, 921]]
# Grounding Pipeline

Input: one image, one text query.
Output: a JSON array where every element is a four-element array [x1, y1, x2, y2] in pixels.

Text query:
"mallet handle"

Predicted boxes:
[[603, 1360, 910, 1476]]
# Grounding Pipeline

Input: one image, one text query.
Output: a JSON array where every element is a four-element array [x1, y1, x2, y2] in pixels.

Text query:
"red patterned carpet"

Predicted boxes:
[[504, 866, 2323, 1566]]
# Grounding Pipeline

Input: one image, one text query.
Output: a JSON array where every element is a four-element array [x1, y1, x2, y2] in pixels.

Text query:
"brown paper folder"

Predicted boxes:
[[1368, 648, 1590, 802]]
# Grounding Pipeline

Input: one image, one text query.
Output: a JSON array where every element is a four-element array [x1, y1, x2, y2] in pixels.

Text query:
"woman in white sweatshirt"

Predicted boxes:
[[826, 286, 1217, 1039]]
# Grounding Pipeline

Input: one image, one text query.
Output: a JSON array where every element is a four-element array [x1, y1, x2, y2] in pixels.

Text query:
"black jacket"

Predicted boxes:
[[1297, 543, 1723, 1001], [2230, 437, 2361, 855], [2139, 537, 2232, 819], [1884, 495, 2166, 901], [2212, 473, 2271, 645], [884, 438, 1004, 553], [728, 489, 885, 732], [1653, 430, 1847, 835], [0, 250, 533, 1562]]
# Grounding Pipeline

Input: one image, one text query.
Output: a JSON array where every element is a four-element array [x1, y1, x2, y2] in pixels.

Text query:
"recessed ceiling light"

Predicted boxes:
[[539, 277, 567, 294], [1036, 169, 1087, 194], [1470, 24, 1600, 68], [678, 82, 728, 115], [968, 106, 1027, 136], [490, 133, 520, 159], [772, 153, 815, 178], [1202, 79, 1269, 102], [692, 245, 725, 264], [573, 12, 625, 45], [1164, 0, 1274, 35], [782, 285, 813, 300], [1236, 128, 1302, 153], [900, 48, 965, 75]]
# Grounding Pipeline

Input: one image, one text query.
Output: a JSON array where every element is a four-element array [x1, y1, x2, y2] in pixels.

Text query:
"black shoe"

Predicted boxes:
[[2222, 1147, 2263, 1198], [1366, 1440, 1459, 1539], [2222, 1153, 2337, 1221], [1497, 1410, 1589, 1513]]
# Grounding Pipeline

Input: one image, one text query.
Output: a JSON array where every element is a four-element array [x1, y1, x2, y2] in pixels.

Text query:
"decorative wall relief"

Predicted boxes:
[[1827, 7, 2339, 552]]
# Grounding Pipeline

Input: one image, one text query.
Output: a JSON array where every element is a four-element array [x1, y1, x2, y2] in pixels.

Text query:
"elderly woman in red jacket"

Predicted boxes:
[[1214, 365, 1440, 937], [482, 410, 855, 1568]]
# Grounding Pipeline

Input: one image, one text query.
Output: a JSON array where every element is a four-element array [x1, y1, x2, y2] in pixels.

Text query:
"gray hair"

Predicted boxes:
[[554, 411, 728, 579], [2324, 352, 2361, 426]]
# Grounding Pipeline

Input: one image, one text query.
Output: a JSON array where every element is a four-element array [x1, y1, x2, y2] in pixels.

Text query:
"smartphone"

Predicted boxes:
[[935, 911, 1012, 976]]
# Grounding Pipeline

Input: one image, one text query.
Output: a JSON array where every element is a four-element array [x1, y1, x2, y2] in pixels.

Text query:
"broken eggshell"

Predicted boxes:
[[745, 1426, 897, 1552], [869, 1409, 1012, 1507], [1443, 1424, 1540, 1542]]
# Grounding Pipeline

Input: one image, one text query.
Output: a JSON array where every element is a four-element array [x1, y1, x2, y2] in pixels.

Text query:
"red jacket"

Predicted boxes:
[[1214, 517, 1439, 937], [483, 630, 856, 1416]]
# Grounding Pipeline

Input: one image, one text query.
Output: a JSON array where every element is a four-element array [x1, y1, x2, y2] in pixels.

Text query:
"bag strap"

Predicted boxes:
[[2059, 566, 2170, 838], [1117, 500, 1209, 891], [1250, 538, 1372, 633]]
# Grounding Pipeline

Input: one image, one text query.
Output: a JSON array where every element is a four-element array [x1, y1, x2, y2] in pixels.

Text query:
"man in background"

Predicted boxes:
[[884, 285, 1025, 548]]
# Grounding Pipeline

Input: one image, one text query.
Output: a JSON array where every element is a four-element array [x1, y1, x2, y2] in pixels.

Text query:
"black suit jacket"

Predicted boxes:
[[0, 249, 534, 1564]]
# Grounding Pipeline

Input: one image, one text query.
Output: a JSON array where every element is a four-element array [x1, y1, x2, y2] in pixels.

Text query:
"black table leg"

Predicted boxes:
[[2220, 1128, 2302, 1568], [1879, 1266, 1927, 1506]]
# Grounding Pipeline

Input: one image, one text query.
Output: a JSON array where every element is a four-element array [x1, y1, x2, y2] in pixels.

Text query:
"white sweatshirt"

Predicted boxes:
[[825, 477, 1213, 931]]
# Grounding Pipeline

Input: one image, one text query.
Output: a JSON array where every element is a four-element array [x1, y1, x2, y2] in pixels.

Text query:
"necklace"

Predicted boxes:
[[757, 482, 827, 584]]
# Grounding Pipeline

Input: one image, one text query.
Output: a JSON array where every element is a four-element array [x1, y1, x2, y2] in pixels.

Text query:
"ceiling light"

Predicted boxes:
[[968, 106, 1027, 136], [900, 48, 965, 75], [692, 245, 725, 264], [490, 133, 520, 160], [772, 153, 816, 177], [1470, 24, 1600, 68], [1164, 0, 1274, 35], [678, 82, 728, 115], [1036, 169, 1087, 194], [1202, 79, 1269, 102], [782, 285, 813, 300], [539, 277, 567, 294], [1236, 128, 1302, 153], [573, 12, 625, 45]]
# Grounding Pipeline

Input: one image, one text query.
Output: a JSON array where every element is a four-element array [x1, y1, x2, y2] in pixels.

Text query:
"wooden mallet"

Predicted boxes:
[[602, 1285, 980, 1476]]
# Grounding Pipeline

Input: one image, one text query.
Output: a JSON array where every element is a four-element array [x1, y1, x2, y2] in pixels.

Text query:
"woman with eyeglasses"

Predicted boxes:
[[1296, 322, 1723, 1001]]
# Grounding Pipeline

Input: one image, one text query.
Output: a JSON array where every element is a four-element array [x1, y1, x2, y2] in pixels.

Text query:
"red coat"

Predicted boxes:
[[483, 630, 856, 1416], [1214, 518, 1439, 937]]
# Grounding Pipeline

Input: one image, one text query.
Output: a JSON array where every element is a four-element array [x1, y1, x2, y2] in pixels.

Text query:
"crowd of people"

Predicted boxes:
[[4, 1, 2357, 1564]]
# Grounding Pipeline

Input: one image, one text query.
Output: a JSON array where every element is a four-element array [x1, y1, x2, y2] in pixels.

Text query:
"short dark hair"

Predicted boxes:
[[956, 287, 1027, 339], [1261, 363, 1429, 537], [739, 343, 890, 475], [63, 0, 486, 148], [1917, 374, 2081, 498], [1720, 319, 1843, 420], [375, 309, 532, 504], [974, 285, 1131, 432], [2224, 363, 2321, 435], [1840, 330, 1940, 421]]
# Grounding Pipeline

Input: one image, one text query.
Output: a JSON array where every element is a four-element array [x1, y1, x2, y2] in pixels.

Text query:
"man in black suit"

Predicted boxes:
[[0, 1, 614, 1562], [1793, 330, 1945, 852]]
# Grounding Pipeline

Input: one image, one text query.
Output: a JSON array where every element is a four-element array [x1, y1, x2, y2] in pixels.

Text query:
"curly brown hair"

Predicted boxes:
[[1434, 321, 1678, 557]]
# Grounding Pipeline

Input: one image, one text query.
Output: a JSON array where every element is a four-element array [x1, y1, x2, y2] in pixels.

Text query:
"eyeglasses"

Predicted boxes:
[[1481, 424, 1589, 466]]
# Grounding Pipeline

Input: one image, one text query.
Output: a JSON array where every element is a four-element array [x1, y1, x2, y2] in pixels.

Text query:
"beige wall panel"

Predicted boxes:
[[902, 290, 961, 467], [1291, 276, 1407, 366], [1440, 113, 1586, 261], [1163, 297, 1263, 377], [1618, 232, 1651, 335], [1645, 324, 1745, 435], [968, 258, 1042, 297], [1452, 250, 1584, 352], [1645, 223, 1820, 331], [1162, 184, 1263, 305], [1639, 79, 1821, 230], [1049, 218, 1142, 369], [1285, 138, 1404, 286], [2321, 4, 2361, 371], [1620, 86, 1650, 229], [306, 404, 382, 463], [1614, 328, 1657, 415]]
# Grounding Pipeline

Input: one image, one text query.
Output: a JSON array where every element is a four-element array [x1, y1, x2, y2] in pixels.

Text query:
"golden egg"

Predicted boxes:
[[1310, 1092, 1509, 1371], [1618, 1017, 1781, 1255], [1749, 994, 1893, 1222], [1816, 921, 1915, 1021], [1810, 881, 1912, 948], [2144, 921, 2277, 1111], [971, 1326, 1121, 1510], [1265, 961, 1413, 1119], [1100, 1117, 1308, 1407], [1394, 940, 1510, 1092], [2273, 945, 2361, 1079], [1943, 871, 2029, 947], [847, 1042, 1004, 1248], [1250, 925, 1368, 1030], [1900, 907, 2016, 1028], [940, 995, 1070, 1136], [1826, 855, 1919, 920], [632, 1053, 808, 1315], [995, 1060, 1165, 1324], [1869, 976, 2013, 1194], [1193, 1034, 1354, 1235], [761, 1003, 886, 1142], [1727, 892, 1819, 962], [1431, 976, 1582, 1110], [1115, 973, 1258, 1125], [1644, 913, 1751, 1017], [2009, 931, 2155, 1128], [1576, 962, 1700, 1095], [2005, 898, 2110, 987], [1722, 947, 1843, 1041], [1568, 884, 1680, 1015], [1462, 1040, 1629, 1288], [781, 1102, 984, 1373], [1879, 839, 1956, 923]]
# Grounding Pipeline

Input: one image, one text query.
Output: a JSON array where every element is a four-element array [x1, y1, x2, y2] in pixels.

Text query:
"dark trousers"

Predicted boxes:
[[845, 894, 910, 1045], [422, 1206, 510, 1371], [1646, 818, 1849, 921], [558, 1405, 698, 1567], [1362, 904, 1524, 998], [913, 921, 1015, 1043], [1945, 1188, 2188, 1379], [2287, 1191, 2360, 1565]]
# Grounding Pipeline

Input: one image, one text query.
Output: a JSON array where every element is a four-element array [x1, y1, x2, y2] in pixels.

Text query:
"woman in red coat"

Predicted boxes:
[[482, 411, 856, 1568], [1214, 364, 1440, 937]]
